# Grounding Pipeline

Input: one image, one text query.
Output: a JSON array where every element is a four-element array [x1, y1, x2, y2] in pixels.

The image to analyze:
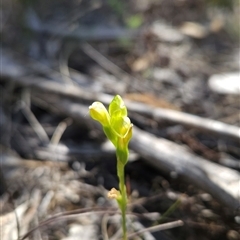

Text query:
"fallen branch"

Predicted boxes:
[[1, 71, 239, 140], [130, 127, 239, 212], [125, 101, 240, 140], [1, 50, 239, 140]]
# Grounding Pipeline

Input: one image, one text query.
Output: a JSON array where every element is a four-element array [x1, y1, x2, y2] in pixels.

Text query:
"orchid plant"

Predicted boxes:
[[89, 95, 133, 240]]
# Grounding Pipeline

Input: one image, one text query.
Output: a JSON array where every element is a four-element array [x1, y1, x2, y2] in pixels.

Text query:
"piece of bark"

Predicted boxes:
[[30, 96, 240, 212]]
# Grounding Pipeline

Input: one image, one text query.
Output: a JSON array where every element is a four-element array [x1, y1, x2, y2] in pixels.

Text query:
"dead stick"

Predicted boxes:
[[1, 74, 238, 140]]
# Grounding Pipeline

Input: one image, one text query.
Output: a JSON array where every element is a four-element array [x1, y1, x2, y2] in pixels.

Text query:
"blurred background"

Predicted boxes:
[[1, 0, 240, 239]]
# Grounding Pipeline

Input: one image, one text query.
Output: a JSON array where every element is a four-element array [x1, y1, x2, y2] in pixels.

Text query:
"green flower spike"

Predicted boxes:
[[89, 95, 133, 154], [89, 95, 133, 240]]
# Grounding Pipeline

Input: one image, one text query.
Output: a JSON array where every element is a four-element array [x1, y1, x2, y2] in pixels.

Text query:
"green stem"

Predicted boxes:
[[158, 198, 181, 223], [117, 159, 127, 240]]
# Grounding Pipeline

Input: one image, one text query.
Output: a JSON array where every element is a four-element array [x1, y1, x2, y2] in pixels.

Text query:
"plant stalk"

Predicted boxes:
[[117, 159, 127, 240]]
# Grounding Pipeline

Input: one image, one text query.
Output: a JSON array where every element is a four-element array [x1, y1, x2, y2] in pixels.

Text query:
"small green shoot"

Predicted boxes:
[[126, 14, 143, 29], [89, 95, 133, 240]]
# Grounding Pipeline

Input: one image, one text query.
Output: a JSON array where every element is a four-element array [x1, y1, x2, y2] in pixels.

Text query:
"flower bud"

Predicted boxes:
[[109, 95, 127, 118], [89, 102, 110, 126], [108, 188, 121, 200]]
